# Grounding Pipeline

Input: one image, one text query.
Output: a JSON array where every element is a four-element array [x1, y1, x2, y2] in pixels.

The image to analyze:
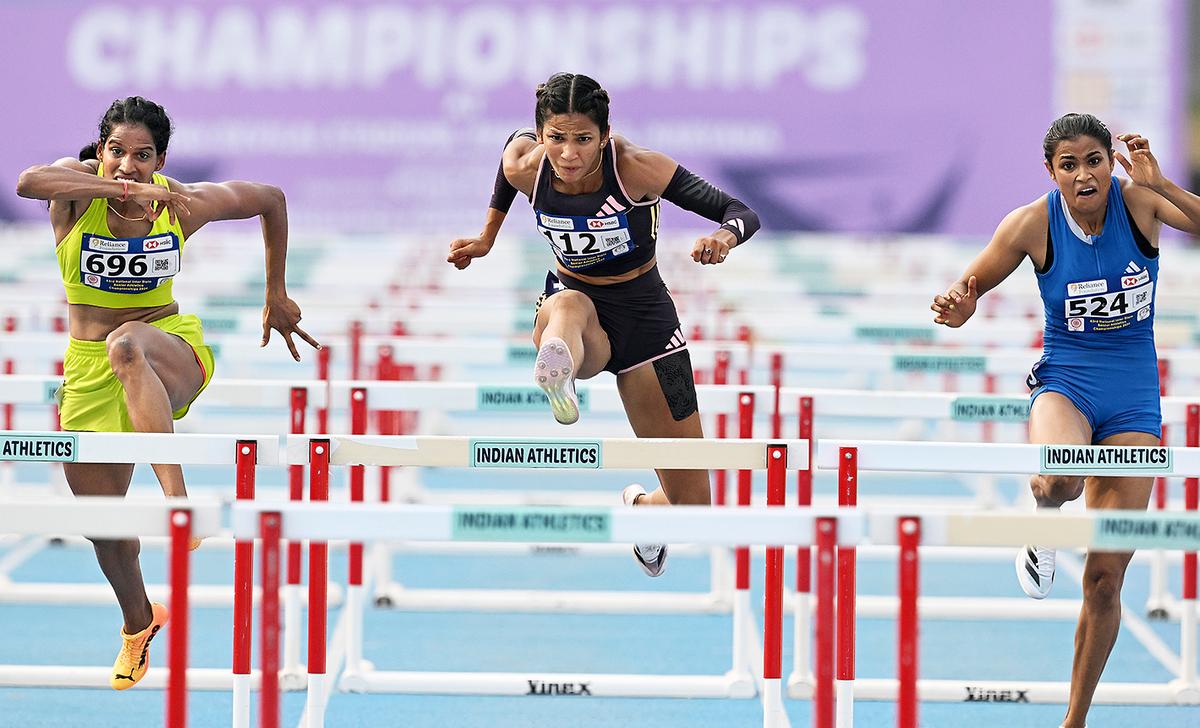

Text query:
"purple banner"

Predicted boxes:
[[1, 1, 1058, 234]]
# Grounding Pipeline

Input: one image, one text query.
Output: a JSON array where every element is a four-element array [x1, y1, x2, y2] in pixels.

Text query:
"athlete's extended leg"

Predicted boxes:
[[1018, 392, 1090, 598], [1061, 431, 1156, 728], [617, 351, 709, 506], [64, 462, 150, 634], [615, 351, 707, 576], [532, 290, 610, 424], [106, 322, 204, 497]]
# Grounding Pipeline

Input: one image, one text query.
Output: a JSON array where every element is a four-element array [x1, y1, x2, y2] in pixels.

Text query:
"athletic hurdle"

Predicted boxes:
[[801, 439, 1200, 715], [776, 387, 1200, 664], [249, 435, 814, 728], [0, 431, 280, 728], [0, 494, 219, 727], [0, 377, 344, 703]]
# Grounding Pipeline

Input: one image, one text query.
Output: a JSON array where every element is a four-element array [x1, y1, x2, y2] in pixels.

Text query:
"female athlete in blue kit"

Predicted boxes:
[[448, 73, 759, 577], [932, 113, 1200, 728]]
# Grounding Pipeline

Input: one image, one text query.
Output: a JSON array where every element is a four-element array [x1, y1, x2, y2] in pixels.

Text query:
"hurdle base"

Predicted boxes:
[[0, 580, 344, 608], [339, 669, 757, 698], [373, 585, 730, 614], [786, 672, 813, 699], [280, 669, 309, 692], [1167, 678, 1200, 704], [851, 595, 1083, 621], [338, 660, 377, 692], [788, 677, 1190, 705], [0, 665, 299, 691], [1139, 594, 1197, 623]]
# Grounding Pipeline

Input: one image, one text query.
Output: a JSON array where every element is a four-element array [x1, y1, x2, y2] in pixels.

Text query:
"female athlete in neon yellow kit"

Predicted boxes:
[[16, 96, 320, 690]]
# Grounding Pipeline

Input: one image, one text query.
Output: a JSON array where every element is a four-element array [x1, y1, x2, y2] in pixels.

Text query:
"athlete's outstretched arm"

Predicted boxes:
[[17, 158, 191, 224], [617, 141, 759, 266], [1116, 133, 1200, 236], [932, 203, 1042, 327], [448, 130, 540, 270], [175, 179, 320, 360]]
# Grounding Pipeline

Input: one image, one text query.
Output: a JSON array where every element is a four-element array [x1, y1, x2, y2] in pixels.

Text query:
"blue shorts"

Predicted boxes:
[[1027, 355, 1161, 442]]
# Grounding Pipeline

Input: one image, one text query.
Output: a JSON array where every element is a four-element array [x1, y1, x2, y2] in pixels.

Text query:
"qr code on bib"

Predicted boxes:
[[154, 259, 170, 271]]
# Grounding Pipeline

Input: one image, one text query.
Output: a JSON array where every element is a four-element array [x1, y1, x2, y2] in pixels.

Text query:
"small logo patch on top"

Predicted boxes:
[[587, 217, 620, 230], [1122, 269, 1150, 288]]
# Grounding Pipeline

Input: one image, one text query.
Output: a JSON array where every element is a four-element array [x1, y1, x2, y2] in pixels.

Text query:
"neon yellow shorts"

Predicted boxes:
[[59, 313, 216, 433]]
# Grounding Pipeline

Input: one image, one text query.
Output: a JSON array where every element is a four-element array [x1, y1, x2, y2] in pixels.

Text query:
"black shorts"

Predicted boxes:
[[536, 267, 686, 374]]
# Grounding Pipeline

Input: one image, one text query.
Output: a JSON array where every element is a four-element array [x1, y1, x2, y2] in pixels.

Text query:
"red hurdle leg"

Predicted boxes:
[[306, 439, 331, 724], [345, 387, 369, 675], [898, 517, 921, 728], [837, 448, 858, 724], [284, 390, 307, 679], [762, 444, 788, 726], [232, 441, 257, 726], [260, 511, 282, 728], [167, 508, 192, 728], [814, 517, 837, 728], [731, 392, 754, 677], [793, 396, 814, 685]]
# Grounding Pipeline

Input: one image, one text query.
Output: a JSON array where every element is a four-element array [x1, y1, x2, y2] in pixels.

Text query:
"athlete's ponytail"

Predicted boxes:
[[535, 73, 610, 134], [78, 143, 98, 161]]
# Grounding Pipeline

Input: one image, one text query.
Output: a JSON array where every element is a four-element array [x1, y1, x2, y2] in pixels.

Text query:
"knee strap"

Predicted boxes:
[[653, 349, 698, 421]]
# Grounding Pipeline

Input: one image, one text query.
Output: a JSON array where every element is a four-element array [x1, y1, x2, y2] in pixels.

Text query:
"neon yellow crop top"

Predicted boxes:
[[57, 165, 186, 307]]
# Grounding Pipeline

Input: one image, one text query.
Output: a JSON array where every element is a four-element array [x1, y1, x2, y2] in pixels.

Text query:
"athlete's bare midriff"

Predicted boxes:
[[67, 301, 179, 341], [557, 257, 657, 286]]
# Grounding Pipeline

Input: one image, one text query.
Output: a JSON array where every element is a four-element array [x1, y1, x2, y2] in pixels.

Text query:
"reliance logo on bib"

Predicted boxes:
[[539, 214, 573, 230], [87, 237, 129, 253], [1067, 279, 1107, 296]]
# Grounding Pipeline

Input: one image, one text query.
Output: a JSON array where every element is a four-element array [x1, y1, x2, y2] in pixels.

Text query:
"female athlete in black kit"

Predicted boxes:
[[448, 73, 759, 576]]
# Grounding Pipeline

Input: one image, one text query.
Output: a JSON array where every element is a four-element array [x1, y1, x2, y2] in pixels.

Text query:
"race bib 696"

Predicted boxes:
[[80, 232, 180, 294]]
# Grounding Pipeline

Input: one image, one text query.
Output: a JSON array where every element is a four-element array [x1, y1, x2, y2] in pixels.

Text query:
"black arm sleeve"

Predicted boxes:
[[660, 165, 760, 245], [488, 128, 538, 213]]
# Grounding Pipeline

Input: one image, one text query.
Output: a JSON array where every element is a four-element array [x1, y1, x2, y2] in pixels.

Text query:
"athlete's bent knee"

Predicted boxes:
[[1031, 474, 1084, 504], [543, 289, 591, 316], [653, 349, 698, 422], [668, 484, 711, 506], [105, 325, 145, 372], [1082, 567, 1124, 607]]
